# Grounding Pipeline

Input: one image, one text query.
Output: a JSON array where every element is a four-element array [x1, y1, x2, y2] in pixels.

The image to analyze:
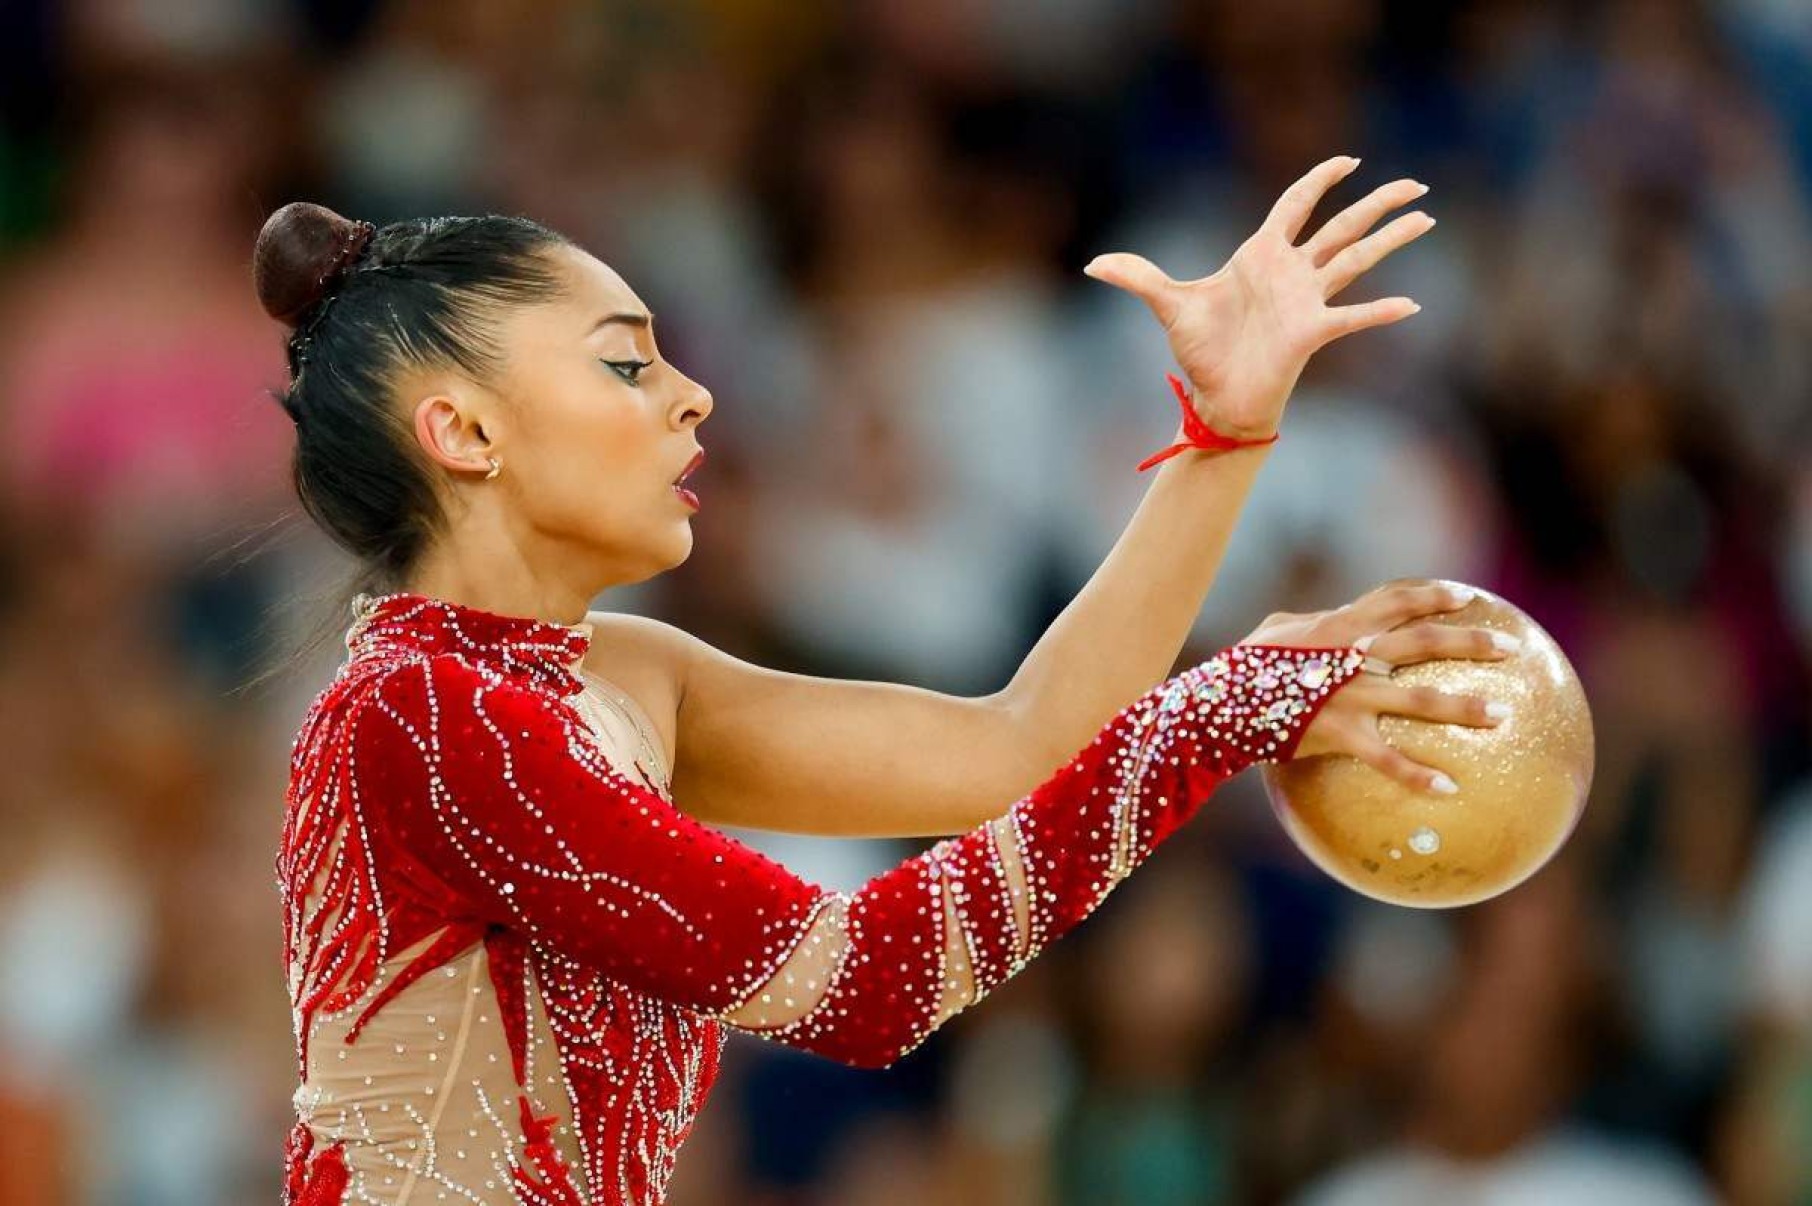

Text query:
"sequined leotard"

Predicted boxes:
[[279, 590, 1362, 1205]]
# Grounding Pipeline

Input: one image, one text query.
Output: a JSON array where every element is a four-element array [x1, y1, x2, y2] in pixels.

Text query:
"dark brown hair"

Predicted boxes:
[[240, 202, 572, 694], [253, 201, 571, 584]]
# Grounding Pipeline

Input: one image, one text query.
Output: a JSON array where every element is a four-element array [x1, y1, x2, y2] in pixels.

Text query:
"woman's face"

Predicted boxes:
[[453, 244, 714, 584]]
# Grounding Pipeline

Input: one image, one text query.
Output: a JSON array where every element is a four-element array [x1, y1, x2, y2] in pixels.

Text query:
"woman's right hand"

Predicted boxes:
[[1238, 581, 1521, 793]]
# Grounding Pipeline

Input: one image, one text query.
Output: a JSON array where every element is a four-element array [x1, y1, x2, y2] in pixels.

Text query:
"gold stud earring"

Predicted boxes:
[[485, 456, 502, 480]]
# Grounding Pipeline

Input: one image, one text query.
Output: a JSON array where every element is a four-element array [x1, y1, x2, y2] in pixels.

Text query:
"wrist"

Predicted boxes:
[[1199, 644, 1365, 765], [1136, 373, 1280, 472], [1161, 420, 1277, 462], [1187, 414, 1279, 444], [1177, 380, 1278, 442]]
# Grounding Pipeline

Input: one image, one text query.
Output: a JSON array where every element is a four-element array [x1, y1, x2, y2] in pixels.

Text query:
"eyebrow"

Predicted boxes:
[[589, 311, 655, 334]]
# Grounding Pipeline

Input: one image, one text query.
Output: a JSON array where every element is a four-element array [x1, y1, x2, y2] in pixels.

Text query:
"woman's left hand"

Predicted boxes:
[[1238, 581, 1516, 791], [1083, 155, 1432, 440]]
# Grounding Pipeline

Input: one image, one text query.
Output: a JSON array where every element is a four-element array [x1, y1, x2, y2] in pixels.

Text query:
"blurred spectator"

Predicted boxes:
[[1293, 862, 1719, 1205], [3, 1, 1809, 1201]]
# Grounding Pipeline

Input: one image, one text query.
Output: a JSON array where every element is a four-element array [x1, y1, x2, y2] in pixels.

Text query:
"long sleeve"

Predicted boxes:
[[352, 643, 1362, 1069]]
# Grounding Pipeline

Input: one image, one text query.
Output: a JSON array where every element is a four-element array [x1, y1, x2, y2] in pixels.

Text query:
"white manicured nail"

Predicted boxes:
[[1430, 773, 1459, 794], [1447, 586, 1476, 606], [1490, 631, 1522, 654], [1485, 702, 1511, 723]]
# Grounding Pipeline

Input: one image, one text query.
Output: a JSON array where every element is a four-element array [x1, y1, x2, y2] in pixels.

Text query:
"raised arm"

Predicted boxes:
[[650, 157, 1442, 838], [352, 637, 1365, 1070]]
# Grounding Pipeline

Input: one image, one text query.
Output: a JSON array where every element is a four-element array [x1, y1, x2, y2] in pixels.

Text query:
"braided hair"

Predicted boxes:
[[253, 202, 571, 586]]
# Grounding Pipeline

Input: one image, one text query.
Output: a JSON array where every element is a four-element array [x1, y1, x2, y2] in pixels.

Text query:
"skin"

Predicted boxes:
[[401, 155, 1510, 841]]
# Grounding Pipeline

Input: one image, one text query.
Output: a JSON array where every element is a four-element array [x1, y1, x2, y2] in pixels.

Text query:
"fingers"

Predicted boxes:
[[1365, 622, 1522, 669], [1319, 210, 1436, 298], [1354, 679, 1508, 729], [1308, 686, 1491, 793], [1321, 296, 1420, 341], [1262, 155, 1363, 244], [1349, 728, 1460, 795], [1083, 252, 1181, 328], [1343, 581, 1476, 638], [1302, 177, 1428, 265]]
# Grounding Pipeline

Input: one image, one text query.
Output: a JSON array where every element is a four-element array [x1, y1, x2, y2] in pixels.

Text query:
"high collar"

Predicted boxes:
[[344, 590, 594, 697]]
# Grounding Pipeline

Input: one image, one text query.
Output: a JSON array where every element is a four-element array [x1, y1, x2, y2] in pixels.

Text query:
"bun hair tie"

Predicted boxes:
[[318, 218, 377, 295], [288, 218, 375, 368], [1136, 373, 1280, 471]]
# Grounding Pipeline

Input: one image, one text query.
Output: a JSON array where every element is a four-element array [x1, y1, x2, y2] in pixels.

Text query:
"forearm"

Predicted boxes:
[[994, 427, 1274, 779], [728, 643, 1360, 1069]]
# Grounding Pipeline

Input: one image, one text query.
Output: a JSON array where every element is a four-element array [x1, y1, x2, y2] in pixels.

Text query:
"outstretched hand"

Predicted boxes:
[[1084, 155, 1432, 440]]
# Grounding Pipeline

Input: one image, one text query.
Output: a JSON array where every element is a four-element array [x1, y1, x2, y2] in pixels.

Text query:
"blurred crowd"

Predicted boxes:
[[1, 0, 1809, 1202]]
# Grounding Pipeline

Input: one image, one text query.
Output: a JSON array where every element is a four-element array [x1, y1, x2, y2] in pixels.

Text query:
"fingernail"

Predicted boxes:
[[1430, 773, 1459, 795], [1414, 181, 1430, 195], [1490, 631, 1522, 654], [1448, 586, 1476, 606], [1406, 301, 1422, 313], [1485, 702, 1511, 723]]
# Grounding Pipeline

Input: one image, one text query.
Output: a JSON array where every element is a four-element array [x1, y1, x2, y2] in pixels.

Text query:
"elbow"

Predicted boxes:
[[800, 1021, 941, 1072], [838, 1033, 929, 1072], [1023, 699, 1119, 789], [986, 696, 1084, 804], [727, 1004, 923, 1071], [841, 1049, 903, 1072]]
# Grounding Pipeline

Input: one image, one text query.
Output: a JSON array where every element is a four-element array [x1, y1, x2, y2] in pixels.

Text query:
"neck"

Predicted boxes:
[[400, 493, 660, 623], [404, 543, 601, 629]]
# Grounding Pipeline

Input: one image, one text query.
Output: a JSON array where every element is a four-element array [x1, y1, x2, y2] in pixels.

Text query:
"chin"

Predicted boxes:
[[589, 522, 693, 586], [650, 523, 695, 575]]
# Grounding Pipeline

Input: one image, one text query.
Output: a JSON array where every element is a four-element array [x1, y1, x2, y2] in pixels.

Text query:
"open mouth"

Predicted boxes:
[[673, 449, 704, 509]]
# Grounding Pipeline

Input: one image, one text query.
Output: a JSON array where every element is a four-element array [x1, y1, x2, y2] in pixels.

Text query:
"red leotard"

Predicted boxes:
[[279, 591, 1360, 1204]]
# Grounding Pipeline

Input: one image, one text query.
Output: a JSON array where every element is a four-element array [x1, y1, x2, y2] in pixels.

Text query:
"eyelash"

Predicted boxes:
[[602, 358, 652, 385]]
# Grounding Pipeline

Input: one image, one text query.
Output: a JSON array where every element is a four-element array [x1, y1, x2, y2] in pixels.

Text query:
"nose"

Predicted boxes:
[[671, 372, 713, 429]]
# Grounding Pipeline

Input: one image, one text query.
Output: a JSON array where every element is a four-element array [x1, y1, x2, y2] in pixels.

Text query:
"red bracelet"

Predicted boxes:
[[1136, 373, 1280, 471]]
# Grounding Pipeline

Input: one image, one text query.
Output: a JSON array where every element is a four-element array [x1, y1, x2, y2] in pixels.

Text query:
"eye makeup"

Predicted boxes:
[[601, 358, 653, 385]]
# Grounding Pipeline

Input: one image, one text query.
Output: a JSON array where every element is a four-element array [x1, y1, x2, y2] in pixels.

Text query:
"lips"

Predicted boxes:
[[673, 449, 704, 510]]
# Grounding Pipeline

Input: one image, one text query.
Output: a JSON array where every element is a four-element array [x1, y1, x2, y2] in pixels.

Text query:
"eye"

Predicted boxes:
[[601, 358, 652, 385]]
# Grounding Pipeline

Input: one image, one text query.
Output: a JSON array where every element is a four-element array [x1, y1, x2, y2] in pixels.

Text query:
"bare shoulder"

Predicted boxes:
[[577, 611, 696, 753]]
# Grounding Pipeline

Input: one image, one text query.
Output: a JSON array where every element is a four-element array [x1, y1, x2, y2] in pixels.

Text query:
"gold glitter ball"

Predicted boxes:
[[1261, 579, 1595, 908]]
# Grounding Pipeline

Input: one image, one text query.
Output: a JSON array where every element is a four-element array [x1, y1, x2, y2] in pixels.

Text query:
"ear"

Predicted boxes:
[[411, 390, 496, 477]]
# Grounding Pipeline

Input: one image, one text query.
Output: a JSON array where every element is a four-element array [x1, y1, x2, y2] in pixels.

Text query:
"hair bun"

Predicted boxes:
[[253, 202, 377, 327]]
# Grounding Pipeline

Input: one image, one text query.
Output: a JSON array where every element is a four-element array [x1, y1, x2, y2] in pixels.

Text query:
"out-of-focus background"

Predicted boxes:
[[1, 0, 1809, 1202]]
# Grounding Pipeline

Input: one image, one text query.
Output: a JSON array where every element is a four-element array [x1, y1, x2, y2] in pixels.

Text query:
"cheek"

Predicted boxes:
[[556, 405, 647, 477], [524, 387, 660, 518]]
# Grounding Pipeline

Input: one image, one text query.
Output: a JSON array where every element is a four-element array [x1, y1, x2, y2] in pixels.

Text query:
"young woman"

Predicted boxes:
[[265, 156, 1508, 1205]]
